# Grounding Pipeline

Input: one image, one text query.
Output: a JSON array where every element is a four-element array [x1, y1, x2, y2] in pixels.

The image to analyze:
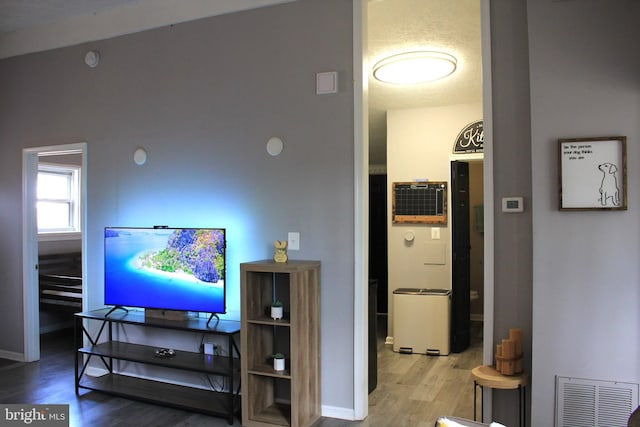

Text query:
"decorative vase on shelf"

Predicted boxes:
[[273, 353, 285, 371], [271, 301, 283, 320]]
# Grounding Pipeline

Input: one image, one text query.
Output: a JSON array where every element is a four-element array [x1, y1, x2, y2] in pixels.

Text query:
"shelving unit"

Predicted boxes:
[[240, 260, 321, 427], [74, 308, 240, 424]]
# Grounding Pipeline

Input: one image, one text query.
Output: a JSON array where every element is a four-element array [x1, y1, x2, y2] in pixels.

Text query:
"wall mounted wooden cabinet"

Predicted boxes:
[[240, 260, 321, 427]]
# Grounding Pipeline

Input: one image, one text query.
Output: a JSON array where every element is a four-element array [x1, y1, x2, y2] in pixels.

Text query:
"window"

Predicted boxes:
[[37, 163, 81, 234]]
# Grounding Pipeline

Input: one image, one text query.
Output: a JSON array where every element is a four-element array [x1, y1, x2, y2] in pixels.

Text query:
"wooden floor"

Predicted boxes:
[[0, 318, 482, 427]]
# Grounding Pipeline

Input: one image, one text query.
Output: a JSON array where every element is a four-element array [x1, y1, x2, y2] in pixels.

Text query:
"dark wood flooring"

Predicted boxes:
[[0, 318, 482, 427]]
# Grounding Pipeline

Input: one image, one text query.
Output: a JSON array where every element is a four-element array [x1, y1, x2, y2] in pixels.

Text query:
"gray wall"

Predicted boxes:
[[489, 0, 640, 425], [527, 1, 640, 425], [0, 0, 356, 411], [489, 0, 533, 423]]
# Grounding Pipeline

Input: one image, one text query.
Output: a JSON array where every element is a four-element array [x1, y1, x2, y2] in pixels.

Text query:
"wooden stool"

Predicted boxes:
[[471, 365, 528, 427]]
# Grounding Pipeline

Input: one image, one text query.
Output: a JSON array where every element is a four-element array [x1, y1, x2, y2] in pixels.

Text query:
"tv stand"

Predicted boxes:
[[75, 308, 240, 424]]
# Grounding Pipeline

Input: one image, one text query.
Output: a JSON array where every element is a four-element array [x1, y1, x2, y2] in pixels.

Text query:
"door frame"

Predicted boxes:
[[353, 0, 368, 420], [22, 142, 87, 362]]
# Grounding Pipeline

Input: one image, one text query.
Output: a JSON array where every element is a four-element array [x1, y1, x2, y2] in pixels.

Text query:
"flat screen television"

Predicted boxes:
[[104, 227, 226, 315]]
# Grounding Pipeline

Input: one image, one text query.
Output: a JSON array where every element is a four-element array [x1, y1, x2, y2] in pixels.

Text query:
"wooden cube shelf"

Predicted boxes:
[[240, 260, 321, 427]]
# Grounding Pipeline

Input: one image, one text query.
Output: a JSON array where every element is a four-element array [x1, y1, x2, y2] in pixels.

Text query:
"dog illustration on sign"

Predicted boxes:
[[598, 162, 620, 206]]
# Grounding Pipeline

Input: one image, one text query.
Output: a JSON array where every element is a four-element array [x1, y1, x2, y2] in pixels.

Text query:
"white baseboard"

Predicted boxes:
[[385, 336, 393, 345], [322, 404, 357, 421], [0, 349, 25, 362]]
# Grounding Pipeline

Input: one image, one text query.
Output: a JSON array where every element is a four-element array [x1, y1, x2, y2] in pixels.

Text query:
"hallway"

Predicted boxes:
[[364, 316, 483, 426]]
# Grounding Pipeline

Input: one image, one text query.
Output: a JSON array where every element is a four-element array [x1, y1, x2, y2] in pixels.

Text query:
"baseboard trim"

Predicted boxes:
[[385, 336, 394, 345], [322, 404, 357, 421], [0, 349, 25, 362]]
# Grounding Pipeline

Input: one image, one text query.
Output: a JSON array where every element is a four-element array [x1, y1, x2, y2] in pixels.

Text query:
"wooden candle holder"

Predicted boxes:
[[495, 353, 523, 376], [494, 328, 523, 376]]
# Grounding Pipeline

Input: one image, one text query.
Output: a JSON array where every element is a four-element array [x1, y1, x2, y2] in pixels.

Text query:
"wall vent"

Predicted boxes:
[[556, 376, 639, 427]]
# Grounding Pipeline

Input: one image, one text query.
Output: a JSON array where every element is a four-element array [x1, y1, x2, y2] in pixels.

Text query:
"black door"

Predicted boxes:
[[369, 174, 388, 314], [451, 161, 470, 353]]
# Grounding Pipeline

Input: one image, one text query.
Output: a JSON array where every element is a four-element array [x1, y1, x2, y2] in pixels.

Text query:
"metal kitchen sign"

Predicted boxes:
[[453, 120, 483, 153]]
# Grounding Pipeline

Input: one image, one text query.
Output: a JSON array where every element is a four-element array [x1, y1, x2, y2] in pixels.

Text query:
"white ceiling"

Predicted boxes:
[[0, 0, 482, 165]]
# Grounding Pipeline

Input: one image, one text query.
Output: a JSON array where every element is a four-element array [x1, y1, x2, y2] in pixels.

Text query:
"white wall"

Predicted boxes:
[[528, 1, 640, 425], [386, 102, 482, 337]]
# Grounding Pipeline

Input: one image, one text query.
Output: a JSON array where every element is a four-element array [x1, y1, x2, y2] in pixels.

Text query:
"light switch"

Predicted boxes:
[[431, 228, 440, 240], [288, 232, 300, 251]]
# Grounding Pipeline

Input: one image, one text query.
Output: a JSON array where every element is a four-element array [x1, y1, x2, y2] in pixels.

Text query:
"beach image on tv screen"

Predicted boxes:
[[105, 228, 225, 313]]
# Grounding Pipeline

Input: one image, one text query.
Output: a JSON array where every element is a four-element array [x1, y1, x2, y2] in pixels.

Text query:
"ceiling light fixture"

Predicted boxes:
[[372, 51, 457, 85]]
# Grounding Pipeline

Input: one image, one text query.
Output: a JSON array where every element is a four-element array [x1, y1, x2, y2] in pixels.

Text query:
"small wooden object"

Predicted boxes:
[[510, 328, 523, 374], [494, 328, 523, 375]]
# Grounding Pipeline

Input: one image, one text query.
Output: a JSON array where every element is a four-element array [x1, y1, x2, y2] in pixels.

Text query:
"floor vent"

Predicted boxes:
[[556, 376, 639, 427]]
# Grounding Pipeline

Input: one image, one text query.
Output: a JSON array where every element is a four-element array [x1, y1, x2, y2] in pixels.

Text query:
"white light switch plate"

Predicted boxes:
[[431, 228, 440, 240]]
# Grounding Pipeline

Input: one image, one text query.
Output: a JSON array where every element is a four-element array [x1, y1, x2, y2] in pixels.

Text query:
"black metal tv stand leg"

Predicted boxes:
[[105, 306, 128, 317], [206, 313, 220, 328]]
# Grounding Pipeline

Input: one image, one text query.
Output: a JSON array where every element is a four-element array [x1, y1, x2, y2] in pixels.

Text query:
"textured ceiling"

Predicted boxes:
[[0, 0, 482, 165], [367, 0, 482, 164]]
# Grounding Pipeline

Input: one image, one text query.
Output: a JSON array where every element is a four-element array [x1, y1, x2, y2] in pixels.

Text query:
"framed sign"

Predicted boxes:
[[558, 136, 627, 211]]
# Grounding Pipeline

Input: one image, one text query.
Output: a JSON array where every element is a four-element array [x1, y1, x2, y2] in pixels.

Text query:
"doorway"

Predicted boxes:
[[22, 143, 87, 362], [358, 0, 493, 420]]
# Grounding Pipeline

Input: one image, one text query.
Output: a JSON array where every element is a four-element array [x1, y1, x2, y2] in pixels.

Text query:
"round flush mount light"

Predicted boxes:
[[84, 50, 100, 68], [372, 51, 457, 85]]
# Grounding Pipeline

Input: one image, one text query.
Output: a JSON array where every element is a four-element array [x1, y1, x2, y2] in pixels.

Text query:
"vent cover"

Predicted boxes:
[[556, 376, 639, 427]]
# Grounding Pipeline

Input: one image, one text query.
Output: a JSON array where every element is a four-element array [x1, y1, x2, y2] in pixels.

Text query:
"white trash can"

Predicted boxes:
[[392, 288, 451, 356]]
